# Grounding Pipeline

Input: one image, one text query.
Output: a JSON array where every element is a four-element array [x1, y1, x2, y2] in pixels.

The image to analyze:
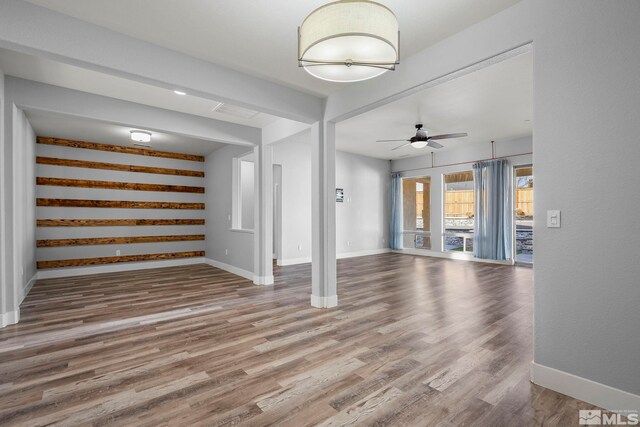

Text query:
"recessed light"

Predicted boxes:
[[174, 90, 187, 96], [130, 130, 152, 143]]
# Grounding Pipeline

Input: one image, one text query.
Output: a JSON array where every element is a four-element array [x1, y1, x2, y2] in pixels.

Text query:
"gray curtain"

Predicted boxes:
[[473, 159, 512, 260], [390, 173, 403, 250]]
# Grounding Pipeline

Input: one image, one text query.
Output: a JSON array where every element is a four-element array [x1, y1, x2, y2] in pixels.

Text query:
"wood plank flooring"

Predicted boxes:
[[0, 254, 598, 426]]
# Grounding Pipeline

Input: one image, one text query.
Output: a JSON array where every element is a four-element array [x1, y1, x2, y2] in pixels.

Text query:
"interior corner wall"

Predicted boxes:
[[205, 144, 255, 274], [1, 93, 36, 326], [533, 0, 640, 396], [0, 67, 7, 323], [272, 130, 391, 265]]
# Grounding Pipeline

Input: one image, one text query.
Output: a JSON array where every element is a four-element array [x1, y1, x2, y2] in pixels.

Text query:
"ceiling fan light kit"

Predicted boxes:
[[377, 124, 468, 151], [298, 0, 400, 83]]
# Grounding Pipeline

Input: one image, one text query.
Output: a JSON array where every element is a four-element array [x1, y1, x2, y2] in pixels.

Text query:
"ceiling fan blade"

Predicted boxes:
[[376, 139, 410, 143], [427, 140, 444, 149], [428, 132, 468, 140], [392, 142, 411, 151]]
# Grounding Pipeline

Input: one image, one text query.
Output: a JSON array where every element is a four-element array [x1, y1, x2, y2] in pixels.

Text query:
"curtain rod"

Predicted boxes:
[[392, 151, 532, 175]]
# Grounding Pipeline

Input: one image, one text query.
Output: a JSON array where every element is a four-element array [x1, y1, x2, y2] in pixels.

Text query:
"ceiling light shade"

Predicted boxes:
[[130, 130, 151, 143], [410, 141, 428, 149], [298, 0, 399, 83]]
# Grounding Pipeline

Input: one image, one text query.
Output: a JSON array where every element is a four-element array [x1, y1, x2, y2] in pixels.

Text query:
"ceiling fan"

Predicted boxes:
[[377, 124, 468, 150]]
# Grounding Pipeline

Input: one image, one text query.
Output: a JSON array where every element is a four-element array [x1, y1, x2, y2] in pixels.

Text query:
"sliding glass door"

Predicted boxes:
[[402, 177, 431, 250], [514, 165, 533, 263], [443, 171, 475, 252]]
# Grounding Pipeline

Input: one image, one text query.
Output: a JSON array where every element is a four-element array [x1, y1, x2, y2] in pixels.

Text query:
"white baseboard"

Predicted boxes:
[[19, 273, 38, 304], [278, 248, 391, 266], [203, 258, 254, 281], [37, 257, 207, 279], [277, 256, 311, 266], [393, 249, 514, 265], [310, 294, 338, 308], [338, 248, 391, 259], [253, 275, 274, 286], [1, 310, 19, 328], [531, 362, 640, 413]]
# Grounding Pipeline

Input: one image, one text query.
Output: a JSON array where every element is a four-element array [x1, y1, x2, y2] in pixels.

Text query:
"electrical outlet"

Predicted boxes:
[[347, 240, 351, 247], [228, 214, 231, 221], [116, 250, 121, 256], [297, 245, 302, 252], [225, 249, 228, 255]]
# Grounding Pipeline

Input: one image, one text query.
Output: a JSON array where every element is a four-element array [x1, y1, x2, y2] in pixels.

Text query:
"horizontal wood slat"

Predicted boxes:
[[37, 219, 205, 227], [36, 157, 205, 177], [37, 199, 205, 210], [37, 137, 205, 162], [37, 251, 205, 269], [37, 177, 205, 193], [37, 234, 205, 247]]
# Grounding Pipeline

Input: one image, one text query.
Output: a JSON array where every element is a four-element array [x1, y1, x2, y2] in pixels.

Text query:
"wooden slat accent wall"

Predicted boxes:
[[37, 157, 205, 177], [37, 199, 205, 210], [37, 219, 205, 227], [38, 235, 205, 247], [37, 137, 205, 162], [36, 136, 206, 270], [37, 177, 205, 193], [37, 251, 205, 269]]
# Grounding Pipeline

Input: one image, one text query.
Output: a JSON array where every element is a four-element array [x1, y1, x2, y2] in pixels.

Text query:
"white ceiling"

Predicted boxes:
[[23, 0, 521, 97], [336, 51, 533, 160], [0, 48, 279, 129], [26, 110, 225, 156]]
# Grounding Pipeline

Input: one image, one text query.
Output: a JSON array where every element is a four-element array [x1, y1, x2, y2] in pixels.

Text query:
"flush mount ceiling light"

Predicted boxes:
[[298, 0, 399, 83], [173, 90, 187, 95], [130, 130, 152, 143]]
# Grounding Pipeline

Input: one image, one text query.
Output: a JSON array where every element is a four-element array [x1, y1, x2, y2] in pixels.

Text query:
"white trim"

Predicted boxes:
[[393, 249, 514, 265], [338, 248, 391, 259], [278, 248, 391, 266], [253, 275, 274, 286], [1, 310, 19, 328], [310, 294, 338, 308], [531, 362, 640, 413], [277, 256, 312, 266], [19, 273, 37, 304], [203, 258, 254, 281], [37, 257, 207, 279], [229, 228, 254, 234]]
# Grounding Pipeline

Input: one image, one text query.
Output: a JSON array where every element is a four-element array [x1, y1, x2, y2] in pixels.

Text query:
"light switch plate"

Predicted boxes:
[[547, 210, 561, 228]]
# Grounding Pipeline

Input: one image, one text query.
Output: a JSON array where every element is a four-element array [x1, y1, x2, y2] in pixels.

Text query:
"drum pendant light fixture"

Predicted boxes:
[[298, 0, 400, 83]]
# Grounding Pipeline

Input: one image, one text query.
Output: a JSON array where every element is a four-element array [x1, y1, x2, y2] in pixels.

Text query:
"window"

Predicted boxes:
[[443, 171, 474, 252], [232, 152, 255, 230], [402, 177, 431, 249]]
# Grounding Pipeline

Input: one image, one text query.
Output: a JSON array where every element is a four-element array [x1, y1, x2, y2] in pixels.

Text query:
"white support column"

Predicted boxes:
[[311, 121, 337, 308], [253, 143, 274, 285]]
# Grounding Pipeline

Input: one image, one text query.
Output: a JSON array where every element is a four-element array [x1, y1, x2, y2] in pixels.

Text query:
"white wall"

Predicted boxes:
[[532, 0, 640, 397], [205, 144, 254, 275], [14, 108, 36, 302], [336, 151, 390, 255], [1, 97, 36, 326], [272, 130, 391, 265], [392, 137, 532, 254]]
